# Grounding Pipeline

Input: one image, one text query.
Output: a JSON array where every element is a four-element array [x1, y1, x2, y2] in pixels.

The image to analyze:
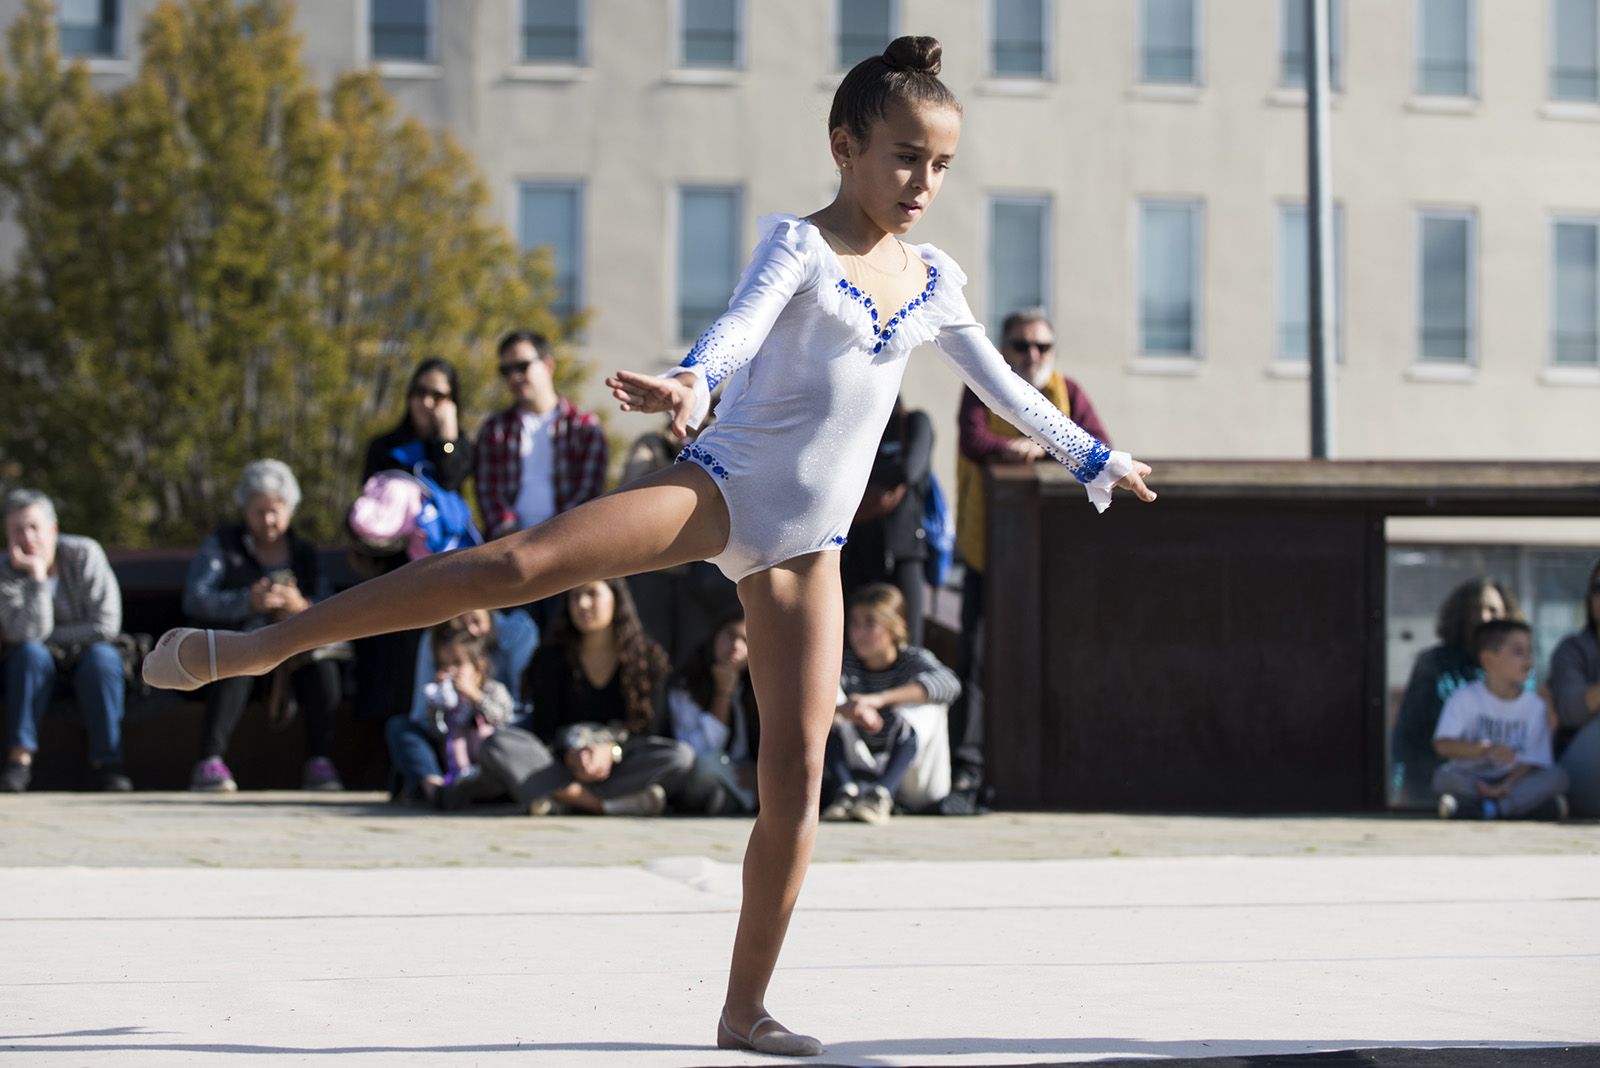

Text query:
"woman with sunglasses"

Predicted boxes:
[[1550, 560, 1600, 817], [352, 357, 476, 719]]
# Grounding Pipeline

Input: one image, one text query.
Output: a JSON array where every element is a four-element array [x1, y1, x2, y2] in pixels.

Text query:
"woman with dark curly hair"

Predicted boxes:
[[469, 578, 694, 816], [1549, 557, 1600, 816], [1391, 577, 1522, 806]]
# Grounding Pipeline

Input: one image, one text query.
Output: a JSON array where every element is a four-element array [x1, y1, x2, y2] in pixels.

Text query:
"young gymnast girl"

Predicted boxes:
[[143, 35, 1156, 1057]]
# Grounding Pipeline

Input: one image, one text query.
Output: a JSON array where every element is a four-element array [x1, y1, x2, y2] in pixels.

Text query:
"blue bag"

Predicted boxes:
[[389, 441, 482, 555], [922, 471, 954, 589]]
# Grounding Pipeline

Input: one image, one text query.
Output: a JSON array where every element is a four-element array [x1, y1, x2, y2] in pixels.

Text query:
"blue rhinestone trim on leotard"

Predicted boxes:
[[675, 442, 730, 481], [831, 535, 847, 546], [835, 265, 939, 354]]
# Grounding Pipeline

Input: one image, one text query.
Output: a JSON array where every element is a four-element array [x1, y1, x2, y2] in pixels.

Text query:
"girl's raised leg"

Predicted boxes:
[[719, 551, 843, 1055], [146, 465, 730, 687]]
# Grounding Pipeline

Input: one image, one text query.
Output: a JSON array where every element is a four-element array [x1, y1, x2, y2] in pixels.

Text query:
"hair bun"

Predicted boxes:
[[882, 36, 942, 76]]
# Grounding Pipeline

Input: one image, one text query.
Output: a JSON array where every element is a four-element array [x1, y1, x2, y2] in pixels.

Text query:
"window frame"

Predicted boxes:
[[1279, 0, 1345, 91], [515, 0, 588, 67], [1549, 213, 1600, 368], [1548, 0, 1600, 102], [1274, 200, 1346, 365], [516, 180, 586, 324], [987, 0, 1054, 81], [365, 0, 439, 66], [984, 192, 1055, 334], [1135, 197, 1205, 360], [1414, 207, 1478, 366], [56, 0, 123, 61], [833, 0, 898, 72], [1136, 0, 1204, 87], [672, 184, 745, 345], [674, 0, 746, 71], [1413, 0, 1477, 99]]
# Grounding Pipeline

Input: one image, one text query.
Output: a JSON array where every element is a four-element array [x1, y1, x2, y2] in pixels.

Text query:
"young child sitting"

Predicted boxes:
[[422, 629, 514, 784], [823, 583, 960, 825], [1433, 618, 1569, 820]]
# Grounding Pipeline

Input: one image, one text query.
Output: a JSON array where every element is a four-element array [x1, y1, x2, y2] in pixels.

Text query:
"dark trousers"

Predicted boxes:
[[825, 715, 919, 796], [352, 630, 422, 722], [950, 566, 985, 783], [478, 726, 694, 809], [200, 659, 341, 760]]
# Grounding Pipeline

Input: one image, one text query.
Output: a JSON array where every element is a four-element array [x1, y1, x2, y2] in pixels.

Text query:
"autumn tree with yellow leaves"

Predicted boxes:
[[0, 0, 583, 545]]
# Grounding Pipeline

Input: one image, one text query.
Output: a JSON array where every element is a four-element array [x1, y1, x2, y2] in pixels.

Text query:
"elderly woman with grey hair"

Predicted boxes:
[[181, 460, 343, 792]]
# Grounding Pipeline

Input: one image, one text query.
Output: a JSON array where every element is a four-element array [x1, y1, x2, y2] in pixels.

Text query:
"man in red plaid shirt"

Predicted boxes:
[[475, 330, 609, 541]]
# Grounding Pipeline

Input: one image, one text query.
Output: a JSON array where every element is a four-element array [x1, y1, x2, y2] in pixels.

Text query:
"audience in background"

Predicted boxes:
[[1549, 557, 1600, 817], [183, 460, 344, 792], [0, 489, 132, 793], [1391, 577, 1520, 807], [822, 584, 960, 825], [665, 612, 759, 814], [410, 608, 538, 718], [841, 396, 934, 646]]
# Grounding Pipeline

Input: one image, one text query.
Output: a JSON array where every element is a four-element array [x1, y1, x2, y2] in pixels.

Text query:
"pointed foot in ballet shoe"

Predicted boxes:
[[716, 1013, 823, 1057], [142, 628, 218, 692]]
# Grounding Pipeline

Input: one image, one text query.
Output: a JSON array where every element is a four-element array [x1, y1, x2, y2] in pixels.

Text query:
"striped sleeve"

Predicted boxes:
[[840, 645, 961, 706]]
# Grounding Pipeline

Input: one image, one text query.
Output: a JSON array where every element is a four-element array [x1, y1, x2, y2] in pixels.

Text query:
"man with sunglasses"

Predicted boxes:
[[475, 330, 608, 547], [945, 308, 1110, 814]]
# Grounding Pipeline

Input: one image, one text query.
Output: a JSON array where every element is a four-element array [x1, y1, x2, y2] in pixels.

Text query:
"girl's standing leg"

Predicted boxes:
[[149, 466, 730, 685], [721, 551, 843, 1046]]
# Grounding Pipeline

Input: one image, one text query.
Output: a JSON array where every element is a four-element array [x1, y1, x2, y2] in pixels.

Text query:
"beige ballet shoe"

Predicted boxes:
[[142, 628, 218, 692], [716, 1012, 822, 1057]]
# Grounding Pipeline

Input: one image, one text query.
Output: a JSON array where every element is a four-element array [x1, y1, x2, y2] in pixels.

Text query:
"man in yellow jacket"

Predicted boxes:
[[948, 308, 1111, 812]]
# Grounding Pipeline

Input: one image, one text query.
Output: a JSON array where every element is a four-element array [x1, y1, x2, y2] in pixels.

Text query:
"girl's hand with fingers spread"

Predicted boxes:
[[606, 370, 697, 436], [1117, 461, 1158, 503]]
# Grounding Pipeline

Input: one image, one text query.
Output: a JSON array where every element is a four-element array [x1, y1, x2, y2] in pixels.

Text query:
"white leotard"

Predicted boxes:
[[670, 213, 1132, 581]]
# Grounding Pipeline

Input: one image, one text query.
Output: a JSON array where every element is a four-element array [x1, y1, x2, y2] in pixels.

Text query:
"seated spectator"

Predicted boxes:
[[474, 579, 695, 815], [0, 489, 131, 792], [410, 608, 538, 716], [1433, 618, 1568, 820], [822, 583, 960, 825], [1550, 557, 1600, 817], [387, 620, 515, 806], [1390, 577, 1520, 807], [841, 396, 934, 645], [182, 460, 344, 792], [665, 612, 759, 814]]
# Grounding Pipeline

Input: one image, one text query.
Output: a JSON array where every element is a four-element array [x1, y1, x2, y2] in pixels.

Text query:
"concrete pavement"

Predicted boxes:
[[2, 794, 1597, 1065]]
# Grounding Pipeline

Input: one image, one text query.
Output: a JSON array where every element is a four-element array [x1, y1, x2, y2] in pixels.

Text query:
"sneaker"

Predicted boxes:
[[92, 764, 133, 792], [1525, 794, 1570, 822], [821, 783, 860, 822], [850, 784, 894, 826], [937, 787, 979, 817], [301, 756, 343, 792], [433, 768, 481, 812], [601, 783, 667, 817], [0, 761, 31, 793], [1437, 792, 1485, 819], [190, 757, 237, 793]]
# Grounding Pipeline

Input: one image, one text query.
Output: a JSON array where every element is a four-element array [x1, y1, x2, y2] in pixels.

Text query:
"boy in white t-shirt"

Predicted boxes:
[[1433, 618, 1569, 820]]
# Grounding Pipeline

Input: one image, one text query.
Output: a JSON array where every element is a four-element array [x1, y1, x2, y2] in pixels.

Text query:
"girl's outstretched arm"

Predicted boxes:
[[607, 218, 815, 435], [934, 293, 1155, 509]]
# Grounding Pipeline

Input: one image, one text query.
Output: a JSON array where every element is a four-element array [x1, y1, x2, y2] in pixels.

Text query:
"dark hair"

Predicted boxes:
[[1000, 307, 1053, 338], [828, 35, 961, 143], [544, 578, 670, 735], [399, 357, 460, 437], [1435, 578, 1523, 652], [1585, 558, 1600, 636], [431, 627, 493, 681], [1473, 617, 1531, 658], [496, 329, 551, 361], [671, 611, 750, 714]]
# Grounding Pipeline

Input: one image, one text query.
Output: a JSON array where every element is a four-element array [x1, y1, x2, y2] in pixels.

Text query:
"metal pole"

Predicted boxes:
[[1306, 0, 1336, 459]]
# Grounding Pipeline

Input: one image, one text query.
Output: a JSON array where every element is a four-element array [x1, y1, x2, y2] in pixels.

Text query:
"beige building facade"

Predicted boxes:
[[15, 0, 1600, 481]]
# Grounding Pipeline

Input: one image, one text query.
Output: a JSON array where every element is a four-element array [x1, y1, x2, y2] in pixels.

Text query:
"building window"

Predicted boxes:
[[677, 186, 742, 341], [1281, 0, 1344, 90], [1277, 203, 1344, 362], [521, 0, 584, 64], [1139, 199, 1202, 357], [1417, 210, 1475, 363], [991, 0, 1048, 78], [1552, 218, 1600, 366], [1416, 0, 1475, 97], [58, 0, 119, 58], [680, 0, 741, 69], [838, 0, 893, 69], [1140, 0, 1200, 85], [371, 0, 433, 62], [987, 196, 1051, 333], [518, 183, 584, 322], [1551, 0, 1600, 101]]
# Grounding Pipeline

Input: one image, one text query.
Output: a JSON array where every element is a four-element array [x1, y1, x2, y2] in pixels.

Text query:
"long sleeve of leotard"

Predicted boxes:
[[666, 220, 815, 429], [934, 291, 1132, 511]]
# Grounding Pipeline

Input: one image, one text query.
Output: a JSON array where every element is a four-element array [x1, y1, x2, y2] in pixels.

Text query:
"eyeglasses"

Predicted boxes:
[[1006, 339, 1054, 356], [409, 387, 451, 403], [498, 360, 534, 378]]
